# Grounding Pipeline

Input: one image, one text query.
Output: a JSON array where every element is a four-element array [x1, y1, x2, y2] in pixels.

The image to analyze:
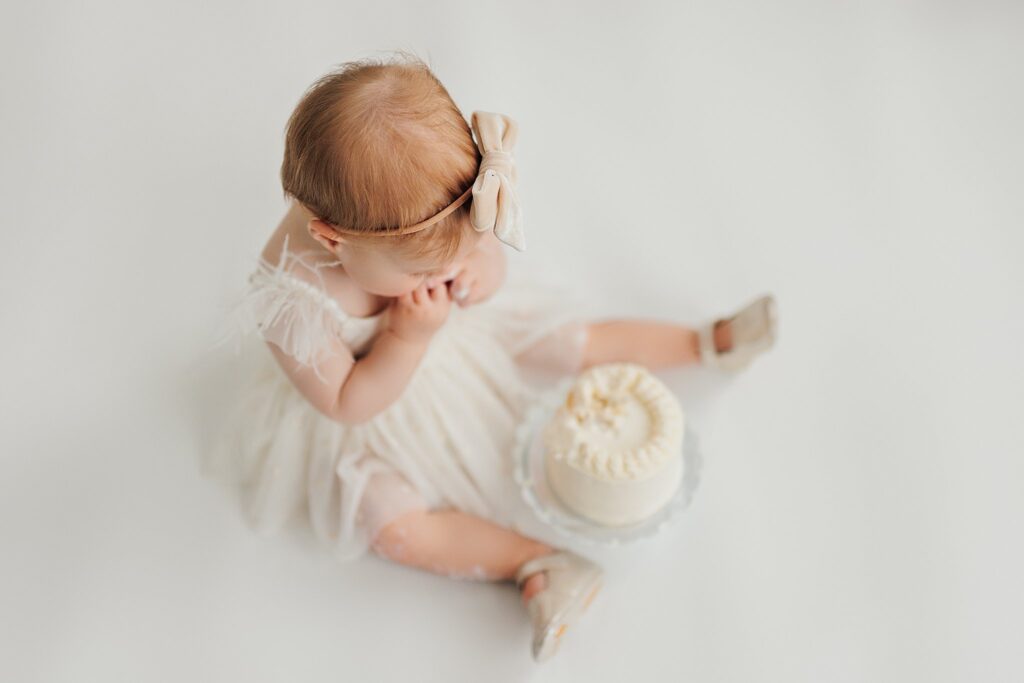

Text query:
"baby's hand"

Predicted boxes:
[[385, 282, 452, 346]]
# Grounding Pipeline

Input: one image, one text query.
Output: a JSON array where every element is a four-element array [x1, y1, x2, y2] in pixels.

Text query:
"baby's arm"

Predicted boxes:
[[266, 327, 429, 425]]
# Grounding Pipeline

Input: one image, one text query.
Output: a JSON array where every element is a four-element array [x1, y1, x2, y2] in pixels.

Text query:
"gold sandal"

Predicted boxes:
[[515, 550, 604, 662], [698, 294, 778, 372]]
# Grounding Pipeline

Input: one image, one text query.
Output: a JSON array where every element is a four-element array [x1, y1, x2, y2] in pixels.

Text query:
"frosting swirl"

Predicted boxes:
[[542, 362, 684, 480]]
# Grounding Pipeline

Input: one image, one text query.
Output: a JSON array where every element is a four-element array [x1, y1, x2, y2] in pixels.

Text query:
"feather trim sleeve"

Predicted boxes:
[[209, 234, 350, 384]]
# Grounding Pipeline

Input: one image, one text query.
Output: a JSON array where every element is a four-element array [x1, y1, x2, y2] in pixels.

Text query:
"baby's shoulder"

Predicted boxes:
[[256, 228, 388, 321]]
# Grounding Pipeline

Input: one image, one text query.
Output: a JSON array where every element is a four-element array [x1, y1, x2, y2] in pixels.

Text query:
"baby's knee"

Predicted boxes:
[[368, 507, 429, 561], [358, 468, 431, 558]]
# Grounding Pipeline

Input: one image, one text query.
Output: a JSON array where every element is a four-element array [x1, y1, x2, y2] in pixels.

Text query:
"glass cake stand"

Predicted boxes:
[[512, 376, 704, 548]]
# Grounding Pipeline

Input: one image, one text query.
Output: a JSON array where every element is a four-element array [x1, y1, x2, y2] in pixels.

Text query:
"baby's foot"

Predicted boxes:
[[698, 294, 777, 372], [514, 550, 604, 661], [712, 319, 733, 354], [520, 572, 547, 605]]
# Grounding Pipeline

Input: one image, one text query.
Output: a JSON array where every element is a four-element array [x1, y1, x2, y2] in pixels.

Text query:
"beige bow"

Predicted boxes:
[[469, 111, 525, 251]]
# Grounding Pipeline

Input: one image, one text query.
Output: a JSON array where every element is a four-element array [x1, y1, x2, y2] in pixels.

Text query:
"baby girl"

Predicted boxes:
[[207, 52, 777, 662]]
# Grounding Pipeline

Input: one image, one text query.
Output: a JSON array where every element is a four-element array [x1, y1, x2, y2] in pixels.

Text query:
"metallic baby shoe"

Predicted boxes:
[[697, 293, 778, 373], [515, 550, 604, 662]]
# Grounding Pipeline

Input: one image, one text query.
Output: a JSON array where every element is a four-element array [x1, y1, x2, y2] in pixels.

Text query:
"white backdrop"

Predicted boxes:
[[2, 1, 1022, 681]]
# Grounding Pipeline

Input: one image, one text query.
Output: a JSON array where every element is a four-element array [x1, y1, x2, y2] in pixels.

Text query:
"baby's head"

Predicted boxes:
[[281, 52, 484, 297]]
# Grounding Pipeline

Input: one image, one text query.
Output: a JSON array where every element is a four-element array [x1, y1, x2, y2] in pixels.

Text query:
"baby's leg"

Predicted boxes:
[[359, 470, 552, 603], [579, 319, 731, 370], [516, 319, 733, 374]]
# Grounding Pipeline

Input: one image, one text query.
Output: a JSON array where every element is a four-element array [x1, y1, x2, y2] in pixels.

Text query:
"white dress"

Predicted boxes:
[[204, 235, 597, 562]]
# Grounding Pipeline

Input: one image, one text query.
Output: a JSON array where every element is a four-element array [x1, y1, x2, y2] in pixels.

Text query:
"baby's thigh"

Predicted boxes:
[[357, 468, 431, 545], [513, 320, 590, 376]]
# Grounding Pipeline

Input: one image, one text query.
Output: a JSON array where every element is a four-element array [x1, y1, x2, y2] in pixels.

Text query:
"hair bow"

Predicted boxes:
[[469, 111, 525, 251]]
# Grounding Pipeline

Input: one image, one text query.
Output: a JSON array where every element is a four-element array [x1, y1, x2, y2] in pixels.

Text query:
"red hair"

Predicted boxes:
[[280, 51, 481, 264]]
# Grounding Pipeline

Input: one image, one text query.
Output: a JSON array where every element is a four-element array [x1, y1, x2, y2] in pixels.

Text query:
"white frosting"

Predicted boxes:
[[542, 362, 684, 526]]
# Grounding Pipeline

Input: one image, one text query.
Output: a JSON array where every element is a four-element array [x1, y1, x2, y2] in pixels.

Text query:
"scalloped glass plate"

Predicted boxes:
[[512, 377, 703, 547]]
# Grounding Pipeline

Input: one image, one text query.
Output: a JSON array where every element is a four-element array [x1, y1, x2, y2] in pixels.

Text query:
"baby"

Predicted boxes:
[[208, 52, 777, 662]]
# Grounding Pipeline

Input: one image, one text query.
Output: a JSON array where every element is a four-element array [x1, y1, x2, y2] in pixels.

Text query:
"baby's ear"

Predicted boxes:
[[307, 218, 345, 252]]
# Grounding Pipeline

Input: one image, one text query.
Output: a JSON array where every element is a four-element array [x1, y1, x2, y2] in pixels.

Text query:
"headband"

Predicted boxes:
[[326, 110, 526, 251]]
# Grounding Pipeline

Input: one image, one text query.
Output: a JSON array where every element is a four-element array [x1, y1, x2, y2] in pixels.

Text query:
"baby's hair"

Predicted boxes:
[[281, 50, 481, 265]]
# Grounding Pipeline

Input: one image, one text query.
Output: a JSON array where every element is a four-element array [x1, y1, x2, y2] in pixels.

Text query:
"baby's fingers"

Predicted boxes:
[[429, 282, 450, 302], [411, 283, 427, 305]]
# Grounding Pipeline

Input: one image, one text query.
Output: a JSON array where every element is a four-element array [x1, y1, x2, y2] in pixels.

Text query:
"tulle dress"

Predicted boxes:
[[204, 235, 597, 562]]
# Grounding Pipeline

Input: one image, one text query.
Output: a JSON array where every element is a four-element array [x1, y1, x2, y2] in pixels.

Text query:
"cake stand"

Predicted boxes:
[[512, 376, 704, 547]]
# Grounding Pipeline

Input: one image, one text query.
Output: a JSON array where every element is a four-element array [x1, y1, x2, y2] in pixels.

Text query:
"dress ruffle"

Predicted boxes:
[[209, 234, 374, 384]]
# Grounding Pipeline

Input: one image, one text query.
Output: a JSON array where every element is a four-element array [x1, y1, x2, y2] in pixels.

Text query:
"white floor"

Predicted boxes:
[[2, 2, 1022, 681]]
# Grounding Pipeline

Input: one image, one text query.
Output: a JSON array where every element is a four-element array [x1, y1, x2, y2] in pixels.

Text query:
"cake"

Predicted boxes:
[[541, 362, 685, 526]]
